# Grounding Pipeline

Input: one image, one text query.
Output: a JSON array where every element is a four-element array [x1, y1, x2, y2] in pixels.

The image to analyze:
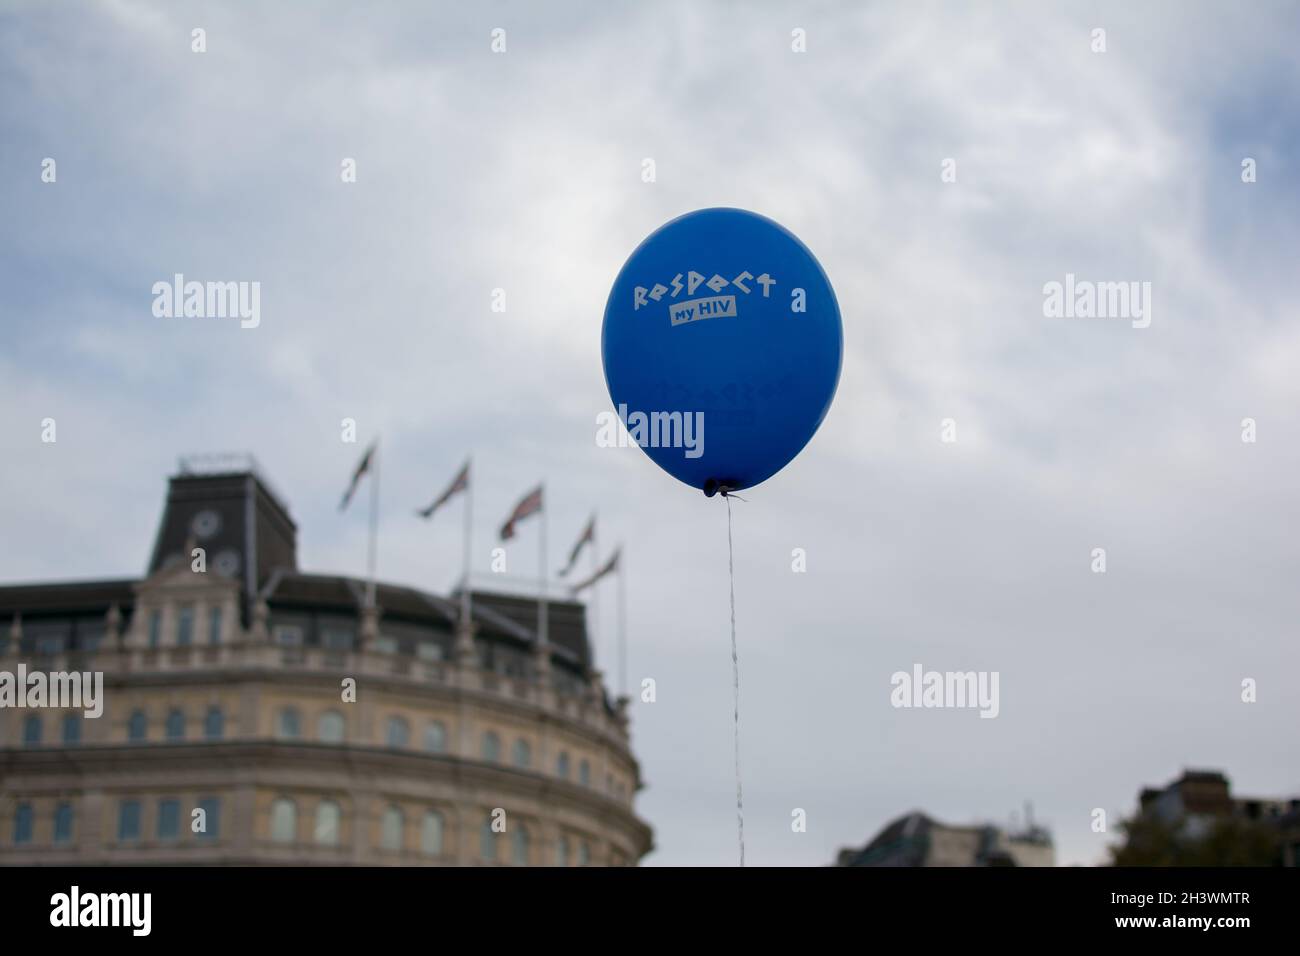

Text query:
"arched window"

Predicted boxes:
[[480, 817, 498, 861], [53, 802, 74, 844], [270, 798, 297, 844], [21, 715, 41, 747], [381, 805, 404, 852], [13, 803, 34, 844], [204, 706, 224, 740], [481, 731, 500, 762], [207, 606, 223, 645], [176, 605, 194, 646], [127, 710, 147, 742], [318, 710, 345, 744], [424, 721, 446, 753], [314, 800, 341, 846], [62, 714, 81, 745], [277, 708, 301, 740], [578, 759, 590, 786], [386, 716, 410, 748], [157, 799, 180, 839], [512, 738, 532, 768], [512, 825, 530, 865], [118, 800, 141, 841], [421, 811, 444, 856], [165, 708, 185, 740], [556, 751, 570, 779], [197, 797, 220, 840]]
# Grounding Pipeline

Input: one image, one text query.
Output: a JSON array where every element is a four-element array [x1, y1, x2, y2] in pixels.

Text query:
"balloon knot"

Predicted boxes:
[[705, 479, 746, 501]]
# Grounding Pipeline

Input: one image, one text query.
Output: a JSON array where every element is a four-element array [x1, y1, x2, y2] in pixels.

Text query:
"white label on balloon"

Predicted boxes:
[[670, 295, 736, 326]]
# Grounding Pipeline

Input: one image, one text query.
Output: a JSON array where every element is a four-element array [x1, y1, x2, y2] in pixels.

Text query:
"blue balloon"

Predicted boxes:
[[602, 208, 842, 495]]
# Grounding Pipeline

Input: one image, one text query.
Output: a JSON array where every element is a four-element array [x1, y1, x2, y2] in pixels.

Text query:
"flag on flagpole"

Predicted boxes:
[[569, 547, 619, 594], [558, 514, 596, 577], [417, 459, 470, 518], [339, 441, 377, 511], [499, 484, 543, 540]]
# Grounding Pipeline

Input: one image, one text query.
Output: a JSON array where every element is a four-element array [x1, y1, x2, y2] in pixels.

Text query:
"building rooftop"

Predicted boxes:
[[0, 460, 599, 682]]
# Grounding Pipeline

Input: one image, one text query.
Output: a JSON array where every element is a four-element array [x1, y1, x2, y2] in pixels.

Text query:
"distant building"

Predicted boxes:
[[0, 456, 652, 865], [1126, 769, 1299, 866], [836, 810, 1054, 867]]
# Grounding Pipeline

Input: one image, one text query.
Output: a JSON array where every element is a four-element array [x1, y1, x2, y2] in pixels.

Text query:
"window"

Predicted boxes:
[[118, 800, 141, 841], [176, 605, 194, 646], [270, 798, 296, 844], [157, 799, 180, 840], [381, 806, 403, 852], [556, 752, 570, 778], [318, 711, 345, 743], [480, 817, 497, 861], [61, 714, 81, 744], [557, 835, 569, 867], [165, 709, 185, 740], [386, 716, 410, 748], [512, 739, 532, 769], [13, 803, 34, 845], [579, 759, 590, 786], [424, 721, 446, 754], [197, 798, 220, 840], [481, 731, 500, 762], [578, 841, 590, 866], [21, 715, 41, 747], [315, 801, 341, 846], [35, 632, 64, 656], [79, 624, 105, 654], [322, 627, 354, 651], [148, 610, 161, 648], [53, 802, 74, 844], [127, 710, 147, 742], [512, 825, 530, 866], [207, 606, 223, 645], [274, 625, 303, 647], [417, 642, 443, 662], [204, 706, 224, 740], [374, 635, 398, 655], [421, 811, 444, 856], [277, 708, 301, 740]]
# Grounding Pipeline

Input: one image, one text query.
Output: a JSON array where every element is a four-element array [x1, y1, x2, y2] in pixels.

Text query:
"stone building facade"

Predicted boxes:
[[0, 458, 652, 865]]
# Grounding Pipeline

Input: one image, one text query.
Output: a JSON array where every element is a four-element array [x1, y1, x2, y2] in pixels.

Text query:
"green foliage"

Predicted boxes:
[[1110, 814, 1280, 866]]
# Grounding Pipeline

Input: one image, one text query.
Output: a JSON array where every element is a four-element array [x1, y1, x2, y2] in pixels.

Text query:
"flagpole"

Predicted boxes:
[[590, 512, 600, 671], [538, 483, 548, 650], [461, 457, 473, 628], [367, 439, 380, 608], [617, 546, 627, 698]]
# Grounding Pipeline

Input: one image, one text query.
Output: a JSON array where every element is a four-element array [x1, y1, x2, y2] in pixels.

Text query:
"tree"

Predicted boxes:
[[1110, 814, 1279, 866]]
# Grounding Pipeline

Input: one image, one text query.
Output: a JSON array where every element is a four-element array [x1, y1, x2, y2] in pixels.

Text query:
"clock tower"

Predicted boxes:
[[145, 454, 297, 624]]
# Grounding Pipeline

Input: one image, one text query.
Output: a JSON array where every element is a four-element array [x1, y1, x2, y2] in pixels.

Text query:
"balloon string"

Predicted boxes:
[[725, 491, 744, 867]]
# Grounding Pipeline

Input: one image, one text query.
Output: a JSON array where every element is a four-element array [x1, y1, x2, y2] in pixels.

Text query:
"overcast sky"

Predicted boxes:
[[2, 0, 1298, 866]]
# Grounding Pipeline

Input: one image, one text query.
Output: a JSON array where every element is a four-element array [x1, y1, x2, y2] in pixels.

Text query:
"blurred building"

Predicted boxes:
[[1124, 769, 1299, 866], [0, 456, 652, 865], [836, 810, 1054, 867]]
